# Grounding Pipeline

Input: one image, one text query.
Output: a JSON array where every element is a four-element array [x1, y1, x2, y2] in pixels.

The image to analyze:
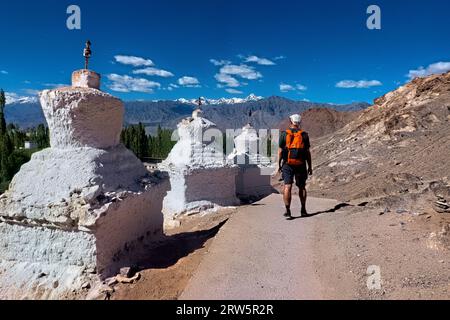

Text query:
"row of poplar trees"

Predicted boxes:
[[0, 89, 50, 192], [121, 123, 175, 160], [0, 88, 175, 192]]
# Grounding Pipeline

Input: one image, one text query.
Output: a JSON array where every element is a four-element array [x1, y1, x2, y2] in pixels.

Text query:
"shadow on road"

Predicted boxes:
[[134, 220, 228, 270], [287, 203, 352, 220]]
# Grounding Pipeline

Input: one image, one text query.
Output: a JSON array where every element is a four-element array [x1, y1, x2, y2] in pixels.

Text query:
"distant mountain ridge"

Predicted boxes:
[[175, 94, 263, 106], [5, 93, 38, 105], [5, 95, 370, 131]]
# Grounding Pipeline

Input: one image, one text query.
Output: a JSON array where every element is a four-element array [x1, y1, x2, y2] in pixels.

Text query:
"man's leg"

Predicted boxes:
[[281, 165, 294, 217], [299, 186, 307, 216], [283, 184, 293, 217], [296, 165, 308, 216]]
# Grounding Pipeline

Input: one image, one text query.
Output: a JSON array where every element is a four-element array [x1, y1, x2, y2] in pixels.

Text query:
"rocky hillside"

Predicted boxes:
[[278, 108, 361, 139], [309, 72, 450, 209]]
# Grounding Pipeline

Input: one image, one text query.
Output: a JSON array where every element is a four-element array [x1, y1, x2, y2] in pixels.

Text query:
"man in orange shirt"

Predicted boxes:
[[278, 114, 313, 219]]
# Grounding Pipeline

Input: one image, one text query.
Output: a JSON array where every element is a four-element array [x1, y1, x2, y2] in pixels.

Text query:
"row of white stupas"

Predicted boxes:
[[0, 66, 273, 299]]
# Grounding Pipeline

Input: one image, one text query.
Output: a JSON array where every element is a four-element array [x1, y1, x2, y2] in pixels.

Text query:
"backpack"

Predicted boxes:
[[285, 129, 305, 166]]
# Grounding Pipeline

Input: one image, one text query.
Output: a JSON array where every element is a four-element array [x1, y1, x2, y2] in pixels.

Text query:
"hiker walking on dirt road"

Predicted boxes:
[[278, 114, 313, 218]]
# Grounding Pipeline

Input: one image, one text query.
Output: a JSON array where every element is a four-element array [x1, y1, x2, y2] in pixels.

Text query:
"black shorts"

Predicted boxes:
[[282, 164, 308, 187]]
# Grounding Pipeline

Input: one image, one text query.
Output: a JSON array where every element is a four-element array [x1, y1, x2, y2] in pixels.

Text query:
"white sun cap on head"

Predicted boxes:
[[290, 114, 302, 124]]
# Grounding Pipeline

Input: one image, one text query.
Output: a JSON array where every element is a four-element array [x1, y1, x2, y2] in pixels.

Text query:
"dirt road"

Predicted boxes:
[[111, 193, 448, 300], [180, 194, 354, 299], [180, 194, 449, 300]]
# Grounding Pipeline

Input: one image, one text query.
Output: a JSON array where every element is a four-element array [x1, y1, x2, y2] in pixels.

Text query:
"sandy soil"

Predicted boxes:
[[110, 209, 235, 300], [310, 204, 449, 299], [110, 187, 449, 300]]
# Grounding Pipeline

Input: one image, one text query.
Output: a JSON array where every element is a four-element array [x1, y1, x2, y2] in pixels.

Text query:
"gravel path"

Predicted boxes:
[[181, 194, 341, 300]]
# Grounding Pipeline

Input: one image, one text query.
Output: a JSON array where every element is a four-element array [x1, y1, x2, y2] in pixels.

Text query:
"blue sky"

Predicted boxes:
[[1, 0, 450, 104]]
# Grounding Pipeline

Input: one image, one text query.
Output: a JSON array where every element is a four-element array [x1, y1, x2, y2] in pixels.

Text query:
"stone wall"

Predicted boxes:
[[235, 165, 275, 202], [163, 167, 239, 219]]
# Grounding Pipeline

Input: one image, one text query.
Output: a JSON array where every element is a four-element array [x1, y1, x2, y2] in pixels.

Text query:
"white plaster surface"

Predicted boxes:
[[0, 223, 96, 267], [40, 88, 123, 149], [160, 113, 239, 221], [236, 166, 275, 200], [1, 145, 149, 224], [228, 125, 275, 200], [72, 70, 101, 89], [233, 124, 259, 157], [0, 83, 171, 299], [0, 260, 91, 300], [161, 115, 225, 170], [163, 167, 239, 219]]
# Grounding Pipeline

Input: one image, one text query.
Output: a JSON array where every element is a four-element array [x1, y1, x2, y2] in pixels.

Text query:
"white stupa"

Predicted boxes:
[[0, 68, 169, 299], [161, 108, 225, 169], [159, 109, 239, 223], [228, 124, 275, 202]]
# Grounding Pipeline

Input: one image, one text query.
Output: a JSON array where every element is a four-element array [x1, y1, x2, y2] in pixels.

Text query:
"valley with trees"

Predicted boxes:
[[0, 89, 176, 193]]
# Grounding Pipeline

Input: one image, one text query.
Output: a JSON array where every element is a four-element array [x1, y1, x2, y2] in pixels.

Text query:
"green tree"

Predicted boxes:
[[0, 89, 6, 136], [33, 124, 50, 149], [121, 124, 175, 160], [0, 133, 14, 183]]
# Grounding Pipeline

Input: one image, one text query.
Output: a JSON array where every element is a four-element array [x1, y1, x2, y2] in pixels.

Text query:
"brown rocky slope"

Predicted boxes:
[[308, 71, 450, 211], [278, 107, 361, 139]]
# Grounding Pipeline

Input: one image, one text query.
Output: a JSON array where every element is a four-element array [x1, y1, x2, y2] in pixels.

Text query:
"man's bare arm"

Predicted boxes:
[[278, 148, 284, 171], [307, 149, 313, 175]]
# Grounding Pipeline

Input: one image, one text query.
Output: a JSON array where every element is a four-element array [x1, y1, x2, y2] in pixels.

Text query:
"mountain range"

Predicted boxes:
[[4, 94, 370, 132], [175, 94, 263, 106]]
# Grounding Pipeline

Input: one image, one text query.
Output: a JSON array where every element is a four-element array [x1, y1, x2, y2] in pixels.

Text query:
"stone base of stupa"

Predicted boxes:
[[0, 145, 169, 298], [235, 165, 276, 203], [162, 167, 239, 224]]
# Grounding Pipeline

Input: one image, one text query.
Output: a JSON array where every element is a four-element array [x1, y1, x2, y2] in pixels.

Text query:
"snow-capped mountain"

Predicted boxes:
[[5, 93, 38, 105], [175, 94, 263, 105]]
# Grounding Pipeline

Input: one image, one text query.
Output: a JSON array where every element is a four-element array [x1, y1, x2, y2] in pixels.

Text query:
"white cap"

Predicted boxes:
[[290, 114, 302, 124]]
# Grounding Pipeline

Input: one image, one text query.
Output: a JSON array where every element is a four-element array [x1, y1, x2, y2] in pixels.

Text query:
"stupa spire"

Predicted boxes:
[[83, 40, 92, 70]]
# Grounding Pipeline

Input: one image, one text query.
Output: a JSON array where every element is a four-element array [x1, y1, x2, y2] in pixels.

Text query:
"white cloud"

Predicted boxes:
[[215, 73, 241, 88], [107, 74, 160, 93], [214, 62, 263, 90], [43, 83, 70, 88], [280, 84, 295, 92], [274, 56, 286, 61], [133, 67, 174, 78], [23, 89, 41, 95], [178, 76, 201, 87], [245, 55, 275, 66], [280, 83, 308, 93], [210, 59, 231, 66], [225, 88, 243, 94], [1, 70, 8, 75], [220, 64, 262, 80], [407, 61, 450, 80], [336, 80, 382, 89], [114, 55, 154, 67], [166, 83, 180, 91]]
